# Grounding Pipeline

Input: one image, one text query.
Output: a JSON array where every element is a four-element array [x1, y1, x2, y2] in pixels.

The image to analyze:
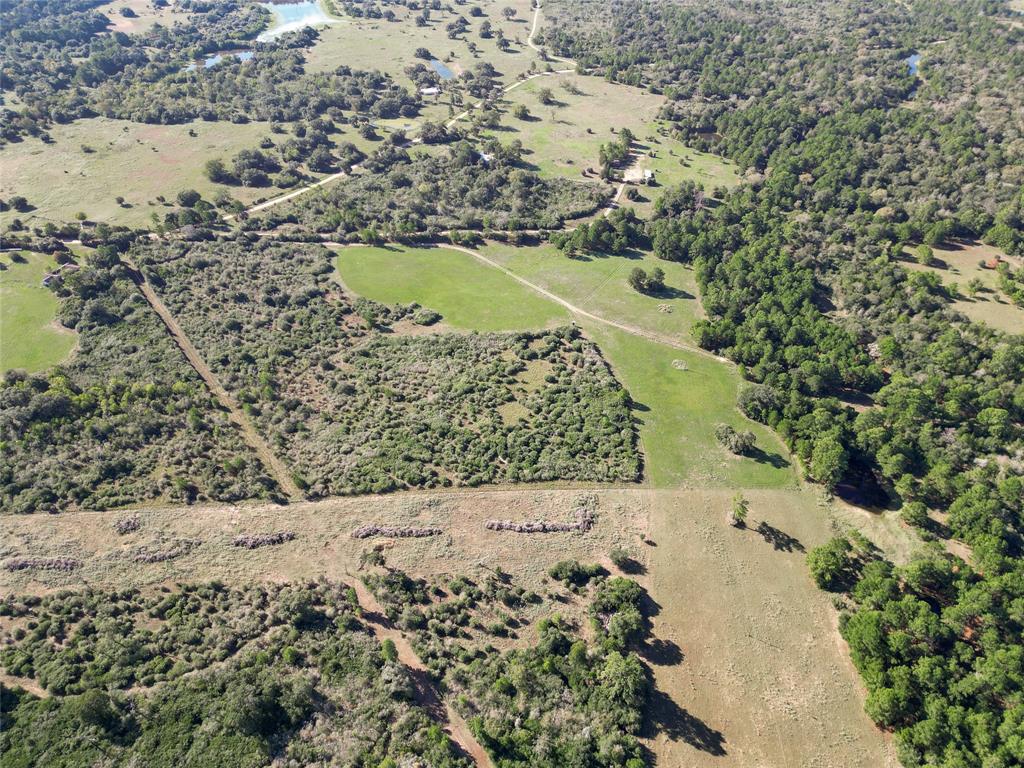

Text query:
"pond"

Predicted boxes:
[[258, 1, 336, 42], [430, 59, 455, 80], [185, 50, 254, 71], [906, 53, 921, 76]]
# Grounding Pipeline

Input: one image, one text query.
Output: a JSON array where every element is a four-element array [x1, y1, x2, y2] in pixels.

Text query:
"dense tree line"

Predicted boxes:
[[807, 536, 1023, 768]]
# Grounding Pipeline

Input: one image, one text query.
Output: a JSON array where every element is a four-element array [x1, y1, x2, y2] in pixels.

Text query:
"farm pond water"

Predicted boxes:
[[258, 1, 337, 41], [430, 59, 456, 80]]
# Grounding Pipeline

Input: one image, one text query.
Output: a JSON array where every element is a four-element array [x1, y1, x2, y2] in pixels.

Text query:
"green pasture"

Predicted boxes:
[[0, 252, 76, 373], [334, 243, 796, 490]]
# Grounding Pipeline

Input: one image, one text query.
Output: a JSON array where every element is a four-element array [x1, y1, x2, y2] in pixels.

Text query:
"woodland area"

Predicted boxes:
[[134, 239, 640, 496], [542, 1, 1024, 765], [252, 140, 611, 236], [0, 249, 277, 513]]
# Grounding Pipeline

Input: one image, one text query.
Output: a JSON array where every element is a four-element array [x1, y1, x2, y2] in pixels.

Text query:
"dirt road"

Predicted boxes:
[[349, 578, 494, 768], [440, 244, 731, 363], [129, 269, 303, 501]]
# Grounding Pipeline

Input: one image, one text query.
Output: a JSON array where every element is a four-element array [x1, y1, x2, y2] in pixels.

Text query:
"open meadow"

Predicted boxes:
[[462, 73, 740, 204], [0, 251, 76, 372], [0, 119, 274, 228], [902, 241, 1024, 334], [305, 0, 540, 87], [95, 0, 183, 33]]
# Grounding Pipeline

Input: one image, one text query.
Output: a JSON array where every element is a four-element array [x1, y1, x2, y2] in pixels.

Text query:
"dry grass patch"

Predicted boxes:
[[95, 0, 183, 33], [642, 487, 902, 768], [0, 489, 649, 595], [0, 118, 273, 228], [902, 240, 1024, 334]]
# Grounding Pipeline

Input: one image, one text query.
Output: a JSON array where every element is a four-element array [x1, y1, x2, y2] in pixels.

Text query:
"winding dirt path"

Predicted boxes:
[[128, 268, 303, 501], [440, 244, 730, 363], [349, 578, 494, 768]]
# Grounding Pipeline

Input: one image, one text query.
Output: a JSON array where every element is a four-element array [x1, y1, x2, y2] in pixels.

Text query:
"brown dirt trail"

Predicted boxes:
[[349, 578, 494, 768], [128, 267, 303, 500]]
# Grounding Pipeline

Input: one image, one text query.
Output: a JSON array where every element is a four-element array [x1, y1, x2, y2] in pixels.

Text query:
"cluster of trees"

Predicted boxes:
[[550, 207, 646, 256], [626, 266, 665, 295], [597, 128, 634, 179], [255, 140, 609, 236], [1, 250, 277, 513], [996, 261, 1024, 307], [807, 536, 1023, 768], [133, 239, 640, 498], [364, 565, 651, 767], [94, 56, 421, 126], [205, 119, 368, 189], [0, 580, 473, 766], [714, 424, 755, 456]]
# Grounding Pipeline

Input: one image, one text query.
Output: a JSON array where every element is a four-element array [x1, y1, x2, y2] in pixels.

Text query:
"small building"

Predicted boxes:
[[420, 86, 440, 96]]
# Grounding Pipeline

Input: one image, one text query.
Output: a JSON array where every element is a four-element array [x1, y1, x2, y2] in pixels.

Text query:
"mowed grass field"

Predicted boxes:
[[335, 244, 571, 330], [0, 118, 274, 228], [0, 252, 76, 373], [902, 241, 1024, 334], [334, 243, 796, 490], [480, 240, 706, 340]]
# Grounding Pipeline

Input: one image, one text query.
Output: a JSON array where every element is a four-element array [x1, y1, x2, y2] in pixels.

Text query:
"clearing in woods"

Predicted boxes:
[[0, 251, 76, 372], [333, 243, 796, 490], [0, 119, 275, 229], [902, 240, 1024, 334], [458, 72, 740, 206], [305, 0, 540, 86]]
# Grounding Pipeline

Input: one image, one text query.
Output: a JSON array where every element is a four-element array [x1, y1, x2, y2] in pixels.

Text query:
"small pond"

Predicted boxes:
[[185, 50, 253, 72], [258, 1, 336, 42], [906, 53, 921, 76], [430, 59, 455, 80]]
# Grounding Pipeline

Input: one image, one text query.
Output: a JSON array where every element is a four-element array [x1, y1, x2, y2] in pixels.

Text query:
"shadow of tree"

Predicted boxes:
[[755, 521, 805, 552], [640, 637, 683, 666], [645, 686, 727, 756], [746, 446, 790, 469]]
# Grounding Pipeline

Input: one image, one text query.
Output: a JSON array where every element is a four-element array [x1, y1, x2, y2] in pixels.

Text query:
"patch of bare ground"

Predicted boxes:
[[0, 489, 648, 595]]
